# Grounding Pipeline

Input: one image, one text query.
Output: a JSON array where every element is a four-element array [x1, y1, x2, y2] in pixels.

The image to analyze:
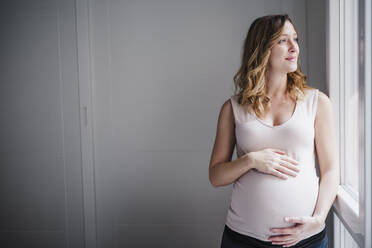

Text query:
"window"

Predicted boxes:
[[326, 0, 371, 247], [340, 0, 359, 200]]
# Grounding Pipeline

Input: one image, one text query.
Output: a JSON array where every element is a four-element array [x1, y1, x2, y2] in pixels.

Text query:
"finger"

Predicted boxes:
[[285, 216, 308, 224], [282, 240, 299, 247], [270, 226, 300, 235], [275, 164, 298, 177], [269, 168, 288, 180], [280, 155, 299, 166], [269, 234, 293, 242], [279, 160, 300, 173], [272, 149, 286, 155], [272, 239, 296, 245]]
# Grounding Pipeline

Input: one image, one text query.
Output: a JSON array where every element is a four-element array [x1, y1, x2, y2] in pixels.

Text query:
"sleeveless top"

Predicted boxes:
[[225, 88, 324, 241]]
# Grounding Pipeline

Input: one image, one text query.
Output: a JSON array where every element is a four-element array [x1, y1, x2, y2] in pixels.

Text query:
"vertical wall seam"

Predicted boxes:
[[73, 0, 87, 246], [305, 0, 310, 84], [56, 0, 70, 247], [86, 0, 99, 246]]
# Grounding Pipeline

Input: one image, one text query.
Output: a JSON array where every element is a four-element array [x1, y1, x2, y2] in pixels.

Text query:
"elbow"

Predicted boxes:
[[209, 171, 221, 188], [209, 163, 229, 188], [209, 176, 228, 188], [209, 176, 219, 188], [211, 181, 221, 188]]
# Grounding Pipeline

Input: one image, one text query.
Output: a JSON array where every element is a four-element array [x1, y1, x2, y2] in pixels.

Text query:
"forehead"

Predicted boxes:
[[281, 21, 297, 36]]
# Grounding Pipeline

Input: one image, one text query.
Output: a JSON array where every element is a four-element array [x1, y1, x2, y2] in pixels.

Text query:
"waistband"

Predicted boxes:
[[224, 225, 326, 248]]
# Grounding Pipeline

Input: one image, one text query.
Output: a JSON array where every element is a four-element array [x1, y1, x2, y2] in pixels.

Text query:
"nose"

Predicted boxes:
[[289, 39, 298, 53]]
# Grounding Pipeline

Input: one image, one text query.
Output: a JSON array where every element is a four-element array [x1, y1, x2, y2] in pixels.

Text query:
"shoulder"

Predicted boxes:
[[221, 95, 240, 113], [317, 90, 330, 102], [317, 90, 332, 110], [303, 88, 330, 105], [212, 98, 235, 141], [222, 97, 233, 109], [315, 90, 333, 124], [220, 98, 234, 120]]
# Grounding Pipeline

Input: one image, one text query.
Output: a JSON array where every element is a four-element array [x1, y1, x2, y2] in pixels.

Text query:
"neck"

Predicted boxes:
[[265, 72, 288, 99]]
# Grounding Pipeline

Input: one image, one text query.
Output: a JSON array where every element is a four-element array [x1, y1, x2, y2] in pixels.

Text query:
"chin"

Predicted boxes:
[[287, 66, 298, 73]]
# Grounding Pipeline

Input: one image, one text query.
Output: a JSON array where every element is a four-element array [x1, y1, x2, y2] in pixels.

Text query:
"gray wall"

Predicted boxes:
[[306, 0, 334, 247], [0, 0, 84, 247], [0, 0, 327, 247], [306, 0, 327, 94]]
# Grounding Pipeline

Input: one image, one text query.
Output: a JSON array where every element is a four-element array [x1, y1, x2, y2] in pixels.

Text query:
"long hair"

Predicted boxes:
[[233, 14, 312, 118]]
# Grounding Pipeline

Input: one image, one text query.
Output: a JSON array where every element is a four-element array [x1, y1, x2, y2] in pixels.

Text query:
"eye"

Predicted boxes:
[[294, 38, 299, 42], [279, 39, 286, 44]]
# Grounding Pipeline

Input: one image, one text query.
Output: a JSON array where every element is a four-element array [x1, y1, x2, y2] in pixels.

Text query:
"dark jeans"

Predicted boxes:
[[221, 225, 328, 248]]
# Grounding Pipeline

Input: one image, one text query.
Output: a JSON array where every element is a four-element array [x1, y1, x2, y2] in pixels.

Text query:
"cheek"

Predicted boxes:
[[269, 49, 285, 64], [295, 43, 300, 52]]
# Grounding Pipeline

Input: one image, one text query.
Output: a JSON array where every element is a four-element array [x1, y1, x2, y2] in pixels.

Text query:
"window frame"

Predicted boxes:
[[326, 0, 371, 247]]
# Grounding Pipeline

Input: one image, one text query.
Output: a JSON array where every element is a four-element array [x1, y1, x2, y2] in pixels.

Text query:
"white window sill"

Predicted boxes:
[[332, 185, 364, 247]]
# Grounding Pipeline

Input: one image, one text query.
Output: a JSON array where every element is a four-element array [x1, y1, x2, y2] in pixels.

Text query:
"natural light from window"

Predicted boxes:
[[340, 0, 359, 200]]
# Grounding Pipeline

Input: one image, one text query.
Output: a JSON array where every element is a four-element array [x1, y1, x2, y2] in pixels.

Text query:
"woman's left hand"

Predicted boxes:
[[268, 216, 325, 247]]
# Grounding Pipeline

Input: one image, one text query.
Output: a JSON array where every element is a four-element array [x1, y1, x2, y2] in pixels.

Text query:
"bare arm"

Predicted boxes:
[[208, 99, 254, 187], [312, 91, 340, 223]]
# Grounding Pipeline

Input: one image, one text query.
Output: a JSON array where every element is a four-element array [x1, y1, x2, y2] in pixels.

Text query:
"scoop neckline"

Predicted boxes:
[[253, 100, 299, 128]]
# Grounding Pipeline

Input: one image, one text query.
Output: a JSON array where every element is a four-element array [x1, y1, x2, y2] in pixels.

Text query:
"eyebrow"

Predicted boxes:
[[281, 34, 298, 37]]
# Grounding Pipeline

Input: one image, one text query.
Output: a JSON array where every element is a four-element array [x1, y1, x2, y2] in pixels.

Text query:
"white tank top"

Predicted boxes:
[[226, 88, 323, 241]]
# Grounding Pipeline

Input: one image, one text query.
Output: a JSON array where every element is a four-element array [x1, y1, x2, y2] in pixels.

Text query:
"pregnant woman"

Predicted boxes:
[[209, 14, 339, 248]]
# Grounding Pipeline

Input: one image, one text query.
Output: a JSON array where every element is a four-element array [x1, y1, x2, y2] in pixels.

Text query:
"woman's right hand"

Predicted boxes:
[[247, 148, 300, 180]]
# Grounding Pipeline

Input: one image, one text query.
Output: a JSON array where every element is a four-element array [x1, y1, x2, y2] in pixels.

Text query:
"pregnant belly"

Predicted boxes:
[[226, 169, 319, 241]]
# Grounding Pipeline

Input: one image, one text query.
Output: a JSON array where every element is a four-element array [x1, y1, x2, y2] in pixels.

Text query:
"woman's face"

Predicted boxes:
[[267, 21, 299, 73]]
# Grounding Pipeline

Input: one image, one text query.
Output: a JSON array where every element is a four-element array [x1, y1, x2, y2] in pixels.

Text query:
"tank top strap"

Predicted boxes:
[[230, 95, 254, 124], [302, 88, 319, 125]]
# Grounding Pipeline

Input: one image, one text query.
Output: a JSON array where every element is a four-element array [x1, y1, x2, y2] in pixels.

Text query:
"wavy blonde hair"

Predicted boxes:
[[233, 14, 313, 118]]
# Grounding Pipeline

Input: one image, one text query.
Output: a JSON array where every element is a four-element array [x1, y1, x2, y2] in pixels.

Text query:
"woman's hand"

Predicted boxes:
[[268, 216, 326, 247], [249, 148, 300, 179]]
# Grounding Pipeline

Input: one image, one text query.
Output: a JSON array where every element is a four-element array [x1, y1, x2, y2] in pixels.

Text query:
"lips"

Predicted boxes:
[[285, 57, 296, 61]]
